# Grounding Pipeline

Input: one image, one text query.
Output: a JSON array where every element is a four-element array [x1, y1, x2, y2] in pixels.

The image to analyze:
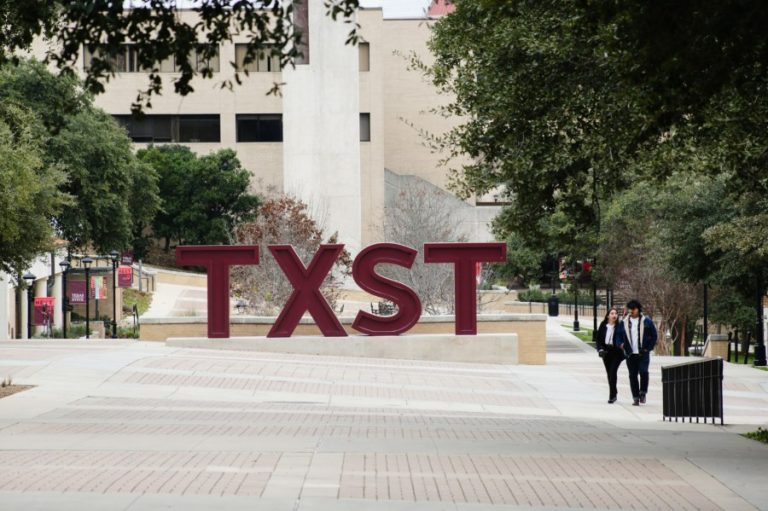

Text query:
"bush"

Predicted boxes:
[[518, 287, 603, 305], [123, 288, 152, 316], [744, 427, 768, 444], [518, 287, 549, 302]]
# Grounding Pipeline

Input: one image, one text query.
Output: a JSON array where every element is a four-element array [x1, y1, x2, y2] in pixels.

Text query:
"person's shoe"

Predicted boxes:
[[639, 393, 646, 404], [632, 399, 640, 406], [608, 397, 617, 404]]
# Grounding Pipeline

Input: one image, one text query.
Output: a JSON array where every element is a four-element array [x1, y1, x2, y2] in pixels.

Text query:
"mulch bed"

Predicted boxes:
[[0, 385, 34, 399]]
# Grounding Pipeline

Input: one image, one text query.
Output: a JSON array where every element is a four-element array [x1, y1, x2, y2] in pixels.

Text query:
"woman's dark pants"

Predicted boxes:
[[602, 348, 625, 399]]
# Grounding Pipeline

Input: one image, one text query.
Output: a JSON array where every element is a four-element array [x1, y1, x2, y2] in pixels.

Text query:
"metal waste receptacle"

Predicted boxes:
[[547, 295, 559, 317]]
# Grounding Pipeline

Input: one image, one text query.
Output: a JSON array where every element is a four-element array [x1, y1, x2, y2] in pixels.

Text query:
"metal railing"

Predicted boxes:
[[662, 357, 723, 425]]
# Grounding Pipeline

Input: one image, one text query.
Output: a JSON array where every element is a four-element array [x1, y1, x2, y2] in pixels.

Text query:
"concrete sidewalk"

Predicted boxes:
[[0, 321, 766, 509]]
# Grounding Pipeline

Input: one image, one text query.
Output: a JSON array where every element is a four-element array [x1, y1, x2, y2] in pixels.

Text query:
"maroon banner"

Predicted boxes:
[[34, 297, 55, 326], [118, 265, 133, 288], [69, 281, 87, 305], [121, 250, 134, 266]]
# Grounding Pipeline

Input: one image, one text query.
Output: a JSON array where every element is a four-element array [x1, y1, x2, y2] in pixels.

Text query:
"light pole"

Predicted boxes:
[[82, 257, 93, 339], [110, 250, 119, 338], [754, 271, 767, 366], [23, 272, 36, 339], [59, 260, 70, 338]]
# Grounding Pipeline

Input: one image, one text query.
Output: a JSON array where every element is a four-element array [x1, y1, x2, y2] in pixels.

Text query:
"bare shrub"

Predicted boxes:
[[383, 184, 468, 315], [231, 194, 351, 315]]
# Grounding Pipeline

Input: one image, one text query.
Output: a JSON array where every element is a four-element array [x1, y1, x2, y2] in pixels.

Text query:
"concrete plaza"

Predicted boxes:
[[0, 319, 767, 510]]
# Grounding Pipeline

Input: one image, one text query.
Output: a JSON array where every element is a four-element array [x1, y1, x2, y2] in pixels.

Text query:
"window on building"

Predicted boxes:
[[84, 44, 218, 73], [235, 44, 280, 72], [236, 114, 283, 142], [114, 115, 220, 143], [193, 45, 220, 73], [179, 115, 220, 142], [114, 115, 173, 143], [359, 42, 370, 72], [360, 113, 371, 142]]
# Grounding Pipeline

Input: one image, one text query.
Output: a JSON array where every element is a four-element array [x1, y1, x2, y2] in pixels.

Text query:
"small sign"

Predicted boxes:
[[121, 251, 134, 266], [69, 281, 86, 304], [118, 266, 133, 288], [34, 297, 55, 326], [91, 276, 106, 301]]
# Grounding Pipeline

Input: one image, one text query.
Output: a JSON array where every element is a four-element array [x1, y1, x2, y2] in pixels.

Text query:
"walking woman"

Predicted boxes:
[[596, 307, 623, 403]]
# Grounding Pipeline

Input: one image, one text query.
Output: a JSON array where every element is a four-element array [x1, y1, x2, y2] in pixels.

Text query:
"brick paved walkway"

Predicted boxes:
[[0, 320, 766, 510]]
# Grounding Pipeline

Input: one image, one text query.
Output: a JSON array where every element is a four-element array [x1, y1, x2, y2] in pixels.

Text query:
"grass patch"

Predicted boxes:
[[565, 326, 594, 343], [727, 353, 768, 371], [743, 427, 768, 444], [123, 288, 153, 316]]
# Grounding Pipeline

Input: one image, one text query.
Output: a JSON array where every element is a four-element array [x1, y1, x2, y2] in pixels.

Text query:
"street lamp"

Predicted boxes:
[[754, 272, 767, 366], [110, 250, 119, 338], [82, 256, 93, 339], [59, 260, 70, 338], [23, 272, 36, 339]]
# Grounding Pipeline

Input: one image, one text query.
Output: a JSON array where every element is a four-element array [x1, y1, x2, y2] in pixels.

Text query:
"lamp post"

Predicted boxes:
[[82, 256, 93, 339], [754, 271, 767, 366], [23, 272, 36, 339], [110, 250, 119, 338], [59, 260, 70, 338]]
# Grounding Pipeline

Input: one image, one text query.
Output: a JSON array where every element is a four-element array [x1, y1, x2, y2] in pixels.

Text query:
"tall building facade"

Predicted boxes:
[[84, 7, 501, 251]]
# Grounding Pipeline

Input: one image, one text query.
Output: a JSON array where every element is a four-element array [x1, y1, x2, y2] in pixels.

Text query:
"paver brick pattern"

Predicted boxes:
[[1, 337, 760, 509]]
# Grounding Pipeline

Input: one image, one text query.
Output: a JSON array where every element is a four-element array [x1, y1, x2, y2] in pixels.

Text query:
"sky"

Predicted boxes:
[[126, 1, 434, 18], [359, 0, 433, 18]]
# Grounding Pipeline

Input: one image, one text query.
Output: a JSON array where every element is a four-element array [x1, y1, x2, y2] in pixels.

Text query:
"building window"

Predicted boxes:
[[236, 114, 283, 142], [235, 44, 280, 72], [113, 115, 172, 142], [179, 115, 220, 142], [84, 44, 219, 73], [360, 113, 371, 142], [359, 42, 370, 72], [114, 115, 220, 143]]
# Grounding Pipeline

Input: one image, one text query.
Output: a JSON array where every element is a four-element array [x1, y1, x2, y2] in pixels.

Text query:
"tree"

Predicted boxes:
[[0, 59, 160, 254], [425, 1, 648, 260], [0, 1, 360, 112], [383, 184, 468, 314], [427, 1, 768, 336], [137, 145, 259, 249], [47, 108, 160, 252], [0, 103, 69, 275], [231, 193, 350, 315]]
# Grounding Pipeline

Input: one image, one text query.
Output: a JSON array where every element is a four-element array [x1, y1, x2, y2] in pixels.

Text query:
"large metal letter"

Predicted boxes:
[[423, 243, 506, 335], [268, 244, 347, 337], [352, 243, 421, 335], [176, 245, 260, 338]]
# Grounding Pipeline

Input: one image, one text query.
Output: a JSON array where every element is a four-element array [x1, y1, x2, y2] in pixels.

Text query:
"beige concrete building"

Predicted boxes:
[[80, 6, 502, 250]]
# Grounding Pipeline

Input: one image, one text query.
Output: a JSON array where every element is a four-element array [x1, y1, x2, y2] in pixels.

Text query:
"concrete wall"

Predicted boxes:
[[282, 3, 362, 255], [140, 314, 546, 364], [168, 332, 519, 365]]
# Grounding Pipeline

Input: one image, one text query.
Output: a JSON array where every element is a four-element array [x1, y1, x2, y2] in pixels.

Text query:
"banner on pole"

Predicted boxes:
[[91, 276, 106, 300], [34, 297, 55, 326], [118, 266, 133, 288], [69, 281, 86, 304]]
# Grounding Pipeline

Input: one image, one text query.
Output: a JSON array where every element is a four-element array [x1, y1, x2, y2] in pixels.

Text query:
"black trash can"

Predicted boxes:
[[547, 295, 559, 317]]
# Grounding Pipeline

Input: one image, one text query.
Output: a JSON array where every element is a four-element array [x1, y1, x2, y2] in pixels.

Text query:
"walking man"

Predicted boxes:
[[617, 299, 657, 406]]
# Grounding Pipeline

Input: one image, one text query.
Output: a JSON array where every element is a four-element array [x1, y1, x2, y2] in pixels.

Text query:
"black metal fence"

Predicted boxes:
[[661, 357, 723, 424], [726, 329, 752, 364]]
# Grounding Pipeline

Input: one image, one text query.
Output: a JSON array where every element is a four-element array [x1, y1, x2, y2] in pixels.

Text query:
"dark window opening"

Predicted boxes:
[[114, 114, 219, 143], [236, 114, 283, 142], [360, 113, 371, 142]]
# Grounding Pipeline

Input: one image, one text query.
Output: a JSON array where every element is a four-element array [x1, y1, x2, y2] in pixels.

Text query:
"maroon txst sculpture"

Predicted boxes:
[[176, 242, 506, 339]]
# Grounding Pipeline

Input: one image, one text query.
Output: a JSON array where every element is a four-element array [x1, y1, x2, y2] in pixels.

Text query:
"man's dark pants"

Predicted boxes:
[[602, 348, 624, 399], [626, 352, 650, 398]]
